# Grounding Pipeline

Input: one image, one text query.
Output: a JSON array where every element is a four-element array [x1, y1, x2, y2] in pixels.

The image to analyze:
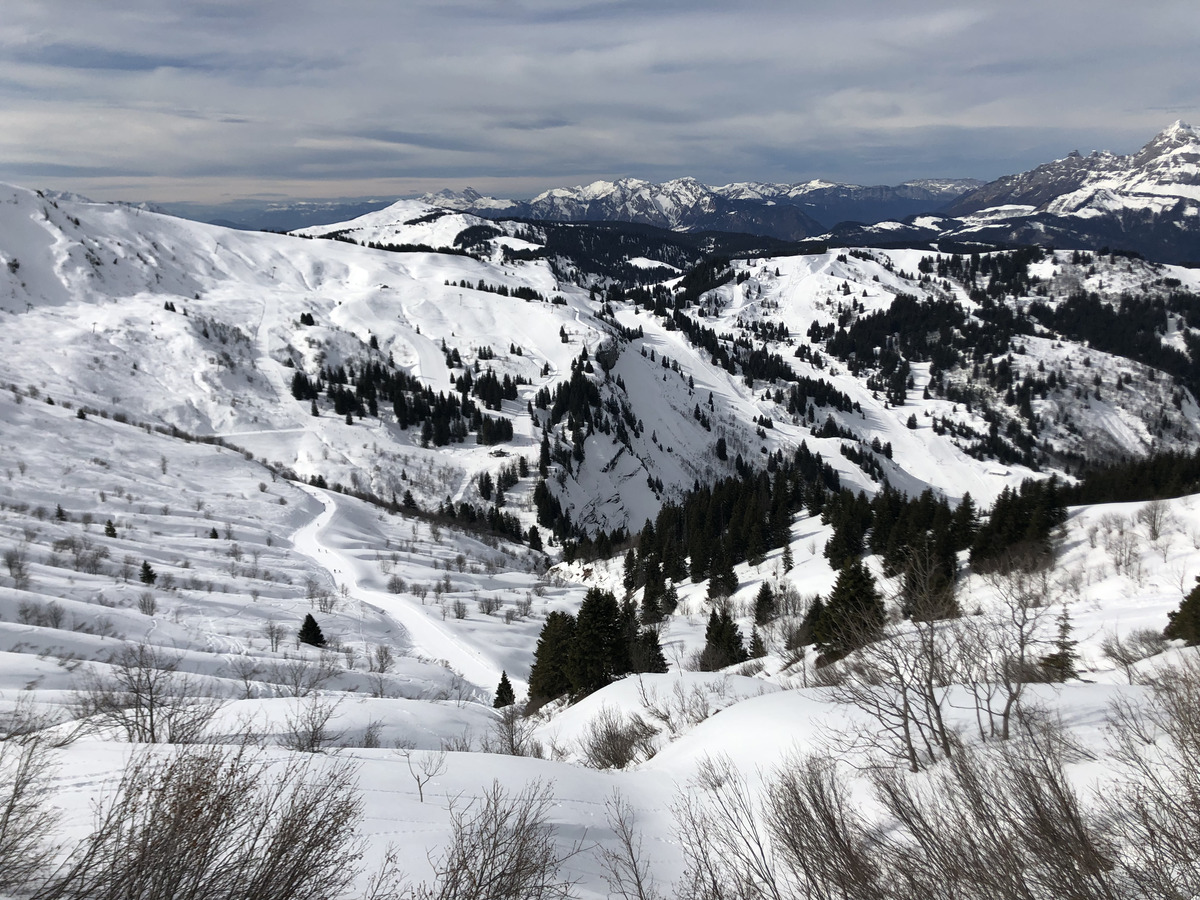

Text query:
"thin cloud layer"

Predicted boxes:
[[0, 0, 1195, 202]]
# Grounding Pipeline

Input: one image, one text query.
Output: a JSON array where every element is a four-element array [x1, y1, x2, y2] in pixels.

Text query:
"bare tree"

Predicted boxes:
[[397, 747, 447, 803], [368, 644, 395, 674], [263, 620, 286, 652], [828, 622, 958, 772], [1137, 499, 1173, 543], [956, 560, 1056, 741]]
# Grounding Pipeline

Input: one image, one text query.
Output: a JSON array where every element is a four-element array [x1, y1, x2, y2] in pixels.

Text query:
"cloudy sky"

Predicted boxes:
[[0, 0, 1195, 204]]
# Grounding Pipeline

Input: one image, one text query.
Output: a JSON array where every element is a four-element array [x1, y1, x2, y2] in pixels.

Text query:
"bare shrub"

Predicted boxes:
[[452, 597, 468, 619], [226, 657, 263, 699], [387, 574, 406, 594], [281, 696, 344, 753], [481, 704, 543, 758], [267, 656, 337, 698], [3, 544, 31, 591], [37, 745, 364, 900], [477, 594, 502, 615], [765, 753, 881, 900], [636, 678, 713, 736], [18, 601, 65, 629], [1100, 628, 1167, 683], [136, 592, 157, 616], [1105, 656, 1200, 899], [0, 704, 62, 893], [412, 780, 581, 900], [673, 755, 783, 900], [578, 706, 658, 769], [600, 791, 663, 900], [74, 643, 220, 743]]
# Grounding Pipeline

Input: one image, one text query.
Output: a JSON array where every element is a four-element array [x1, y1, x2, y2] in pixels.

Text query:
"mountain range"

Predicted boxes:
[[417, 177, 983, 239], [172, 123, 1200, 265], [4, 124, 1200, 899], [832, 121, 1200, 263]]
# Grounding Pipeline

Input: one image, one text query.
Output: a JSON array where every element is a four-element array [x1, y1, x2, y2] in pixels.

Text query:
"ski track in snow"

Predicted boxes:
[[290, 483, 503, 692]]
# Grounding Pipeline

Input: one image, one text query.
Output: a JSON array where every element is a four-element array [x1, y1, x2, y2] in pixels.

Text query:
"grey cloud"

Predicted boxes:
[[0, 0, 1195, 203]]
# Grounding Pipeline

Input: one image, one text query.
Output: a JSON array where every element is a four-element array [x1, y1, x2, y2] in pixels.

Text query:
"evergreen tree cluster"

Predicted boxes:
[[969, 477, 1067, 572], [1028, 288, 1200, 395], [291, 356, 517, 448], [526, 588, 666, 706], [1064, 448, 1200, 506], [670, 310, 804, 384], [624, 443, 839, 590]]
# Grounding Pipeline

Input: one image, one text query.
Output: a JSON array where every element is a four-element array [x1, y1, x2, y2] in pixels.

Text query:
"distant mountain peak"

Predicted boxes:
[[423, 175, 980, 239]]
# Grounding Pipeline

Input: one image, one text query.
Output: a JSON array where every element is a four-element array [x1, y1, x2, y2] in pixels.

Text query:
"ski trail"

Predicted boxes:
[[290, 484, 502, 693]]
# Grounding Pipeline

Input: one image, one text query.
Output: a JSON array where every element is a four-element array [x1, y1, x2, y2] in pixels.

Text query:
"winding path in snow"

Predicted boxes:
[[290, 483, 503, 693]]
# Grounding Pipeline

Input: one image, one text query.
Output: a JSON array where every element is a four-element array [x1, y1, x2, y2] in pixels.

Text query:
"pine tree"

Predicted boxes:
[[209, 527, 219, 539], [538, 432, 551, 477], [567, 588, 623, 697], [707, 543, 737, 601], [817, 559, 884, 660], [298, 613, 326, 648], [527, 526, 543, 552], [629, 628, 668, 674], [494, 671, 516, 708], [699, 608, 747, 670], [782, 543, 794, 573], [754, 582, 776, 626], [139, 561, 157, 585], [622, 548, 639, 598], [528, 611, 576, 705], [1041, 606, 1079, 681], [1166, 577, 1200, 645], [750, 627, 767, 659], [104, 519, 117, 538]]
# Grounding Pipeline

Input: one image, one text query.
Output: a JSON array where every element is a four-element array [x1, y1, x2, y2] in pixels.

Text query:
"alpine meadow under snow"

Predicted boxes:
[[3, 157, 1200, 900]]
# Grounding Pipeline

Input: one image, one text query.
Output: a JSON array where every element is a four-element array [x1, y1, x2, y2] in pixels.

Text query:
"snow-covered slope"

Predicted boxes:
[[5, 179, 1200, 899]]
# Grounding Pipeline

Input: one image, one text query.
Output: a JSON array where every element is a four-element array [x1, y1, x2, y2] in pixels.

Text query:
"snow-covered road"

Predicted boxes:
[[290, 484, 504, 693]]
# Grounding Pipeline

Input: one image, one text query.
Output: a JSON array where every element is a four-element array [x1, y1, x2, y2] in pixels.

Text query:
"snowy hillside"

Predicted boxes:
[[4, 180, 1200, 899]]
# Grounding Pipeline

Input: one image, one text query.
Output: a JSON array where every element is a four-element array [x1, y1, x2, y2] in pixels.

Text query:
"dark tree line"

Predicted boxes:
[[526, 588, 667, 706]]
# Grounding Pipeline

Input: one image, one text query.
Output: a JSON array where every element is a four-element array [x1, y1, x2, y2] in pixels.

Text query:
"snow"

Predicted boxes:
[[3, 181, 1200, 897]]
